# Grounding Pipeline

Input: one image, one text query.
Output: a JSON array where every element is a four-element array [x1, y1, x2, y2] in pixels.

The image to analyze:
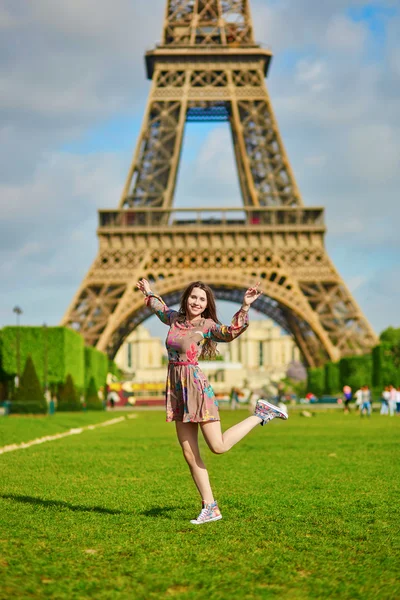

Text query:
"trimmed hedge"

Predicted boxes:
[[307, 367, 325, 396], [308, 354, 376, 396], [86, 377, 104, 411], [58, 374, 81, 412], [324, 362, 340, 394], [12, 355, 47, 415], [0, 332, 13, 399], [0, 327, 85, 389], [85, 347, 109, 390], [62, 329, 85, 390], [0, 326, 121, 392]]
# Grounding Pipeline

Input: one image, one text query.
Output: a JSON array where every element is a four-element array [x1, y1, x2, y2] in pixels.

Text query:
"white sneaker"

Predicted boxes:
[[190, 501, 222, 525], [255, 399, 288, 426]]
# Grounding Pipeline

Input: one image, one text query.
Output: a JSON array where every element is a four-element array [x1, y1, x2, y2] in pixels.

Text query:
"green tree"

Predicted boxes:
[[373, 344, 400, 389], [58, 374, 81, 412], [379, 327, 400, 370], [339, 355, 372, 390], [86, 377, 103, 411], [380, 327, 400, 346], [12, 355, 47, 414]]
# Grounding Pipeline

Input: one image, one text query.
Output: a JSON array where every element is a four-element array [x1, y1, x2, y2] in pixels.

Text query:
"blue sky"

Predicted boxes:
[[0, 0, 399, 342]]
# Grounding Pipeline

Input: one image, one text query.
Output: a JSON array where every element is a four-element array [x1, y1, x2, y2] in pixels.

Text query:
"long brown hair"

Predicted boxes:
[[179, 281, 220, 360]]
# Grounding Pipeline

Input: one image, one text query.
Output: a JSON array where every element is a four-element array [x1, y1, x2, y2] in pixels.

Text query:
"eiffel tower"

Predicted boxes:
[[62, 0, 377, 367]]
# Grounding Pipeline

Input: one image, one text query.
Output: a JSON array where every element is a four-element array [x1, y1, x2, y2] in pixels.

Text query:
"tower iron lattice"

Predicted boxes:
[[62, 0, 377, 366]]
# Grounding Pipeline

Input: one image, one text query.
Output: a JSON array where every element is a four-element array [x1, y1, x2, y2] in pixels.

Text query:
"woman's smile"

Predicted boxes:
[[187, 287, 208, 319]]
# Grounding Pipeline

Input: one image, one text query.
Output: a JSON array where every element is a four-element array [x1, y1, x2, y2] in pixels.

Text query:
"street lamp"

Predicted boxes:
[[13, 306, 23, 388]]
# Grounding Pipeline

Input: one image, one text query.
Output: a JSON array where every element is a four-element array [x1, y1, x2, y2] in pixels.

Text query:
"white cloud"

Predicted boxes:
[[359, 266, 400, 332], [390, 48, 400, 76], [324, 15, 368, 53], [346, 124, 399, 183], [347, 275, 368, 293], [328, 217, 365, 236], [251, 0, 371, 50], [296, 60, 325, 83], [0, 151, 124, 288], [17, 242, 45, 259], [0, 0, 162, 185], [296, 60, 330, 93], [0, 7, 14, 29]]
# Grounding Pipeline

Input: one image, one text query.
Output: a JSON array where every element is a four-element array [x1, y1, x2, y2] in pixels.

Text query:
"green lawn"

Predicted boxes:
[[0, 411, 117, 447], [0, 410, 399, 599]]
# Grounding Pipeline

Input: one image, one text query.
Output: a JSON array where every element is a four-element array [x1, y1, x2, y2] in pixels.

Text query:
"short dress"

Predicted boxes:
[[145, 293, 249, 423]]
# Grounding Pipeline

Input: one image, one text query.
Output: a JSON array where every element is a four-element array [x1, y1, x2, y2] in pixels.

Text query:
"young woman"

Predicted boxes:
[[136, 278, 288, 524]]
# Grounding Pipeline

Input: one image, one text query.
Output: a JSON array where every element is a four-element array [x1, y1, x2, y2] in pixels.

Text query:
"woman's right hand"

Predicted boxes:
[[136, 278, 152, 296]]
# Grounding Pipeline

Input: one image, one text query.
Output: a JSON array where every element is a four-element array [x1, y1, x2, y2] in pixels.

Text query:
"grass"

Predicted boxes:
[[0, 411, 116, 447], [0, 410, 399, 599]]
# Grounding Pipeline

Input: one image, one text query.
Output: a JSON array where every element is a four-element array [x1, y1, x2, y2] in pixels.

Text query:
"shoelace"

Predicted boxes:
[[258, 408, 273, 419], [258, 410, 277, 426], [196, 507, 211, 521]]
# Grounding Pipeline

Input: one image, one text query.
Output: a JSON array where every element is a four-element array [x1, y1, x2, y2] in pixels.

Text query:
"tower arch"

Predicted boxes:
[[99, 272, 337, 367]]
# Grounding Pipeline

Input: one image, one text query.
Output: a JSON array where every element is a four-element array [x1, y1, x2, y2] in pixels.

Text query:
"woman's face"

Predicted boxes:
[[186, 286, 208, 320]]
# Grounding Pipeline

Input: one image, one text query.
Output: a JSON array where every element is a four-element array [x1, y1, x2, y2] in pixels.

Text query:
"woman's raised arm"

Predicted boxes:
[[206, 308, 249, 342], [205, 281, 261, 342], [136, 278, 178, 326]]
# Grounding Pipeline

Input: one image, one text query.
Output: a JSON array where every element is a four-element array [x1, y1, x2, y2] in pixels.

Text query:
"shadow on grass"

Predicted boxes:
[[141, 506, 178, 519], [0, 493, 127, 515]]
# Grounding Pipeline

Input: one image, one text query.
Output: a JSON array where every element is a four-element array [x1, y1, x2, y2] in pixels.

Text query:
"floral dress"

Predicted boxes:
[[145, 293, 249, 423]]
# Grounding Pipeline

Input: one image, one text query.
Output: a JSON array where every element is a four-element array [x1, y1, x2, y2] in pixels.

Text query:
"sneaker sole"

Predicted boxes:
[[257, 400, 288, 420], [190, 515, 223, 525]]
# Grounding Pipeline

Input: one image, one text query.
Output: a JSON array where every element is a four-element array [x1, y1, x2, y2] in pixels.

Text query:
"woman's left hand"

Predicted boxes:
[[243, 281, 262, 307]]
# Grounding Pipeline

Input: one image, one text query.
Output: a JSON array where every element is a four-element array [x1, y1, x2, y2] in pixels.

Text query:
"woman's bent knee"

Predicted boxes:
[[210, 444, 226, 455]]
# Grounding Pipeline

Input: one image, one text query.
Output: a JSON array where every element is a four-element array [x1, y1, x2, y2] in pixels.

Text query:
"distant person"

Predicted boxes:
[[388, 385, 397, 417], [396, 386, 400, 415], [47, 390, 55, 415], [44, 388, 51, 405], [342, 385, 352, 413], [107, 391, 118, 409], [354, 388, 363, 413], [229, 387, 239, 411], [380, 387, 390, 415], [136, 277, 288, 525], [360, 385, 371, 417]]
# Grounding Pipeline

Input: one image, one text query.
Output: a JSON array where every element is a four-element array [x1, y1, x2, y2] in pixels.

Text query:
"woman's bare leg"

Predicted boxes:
[[175, 421, 215, 504], [200, 416, 262, 455]]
